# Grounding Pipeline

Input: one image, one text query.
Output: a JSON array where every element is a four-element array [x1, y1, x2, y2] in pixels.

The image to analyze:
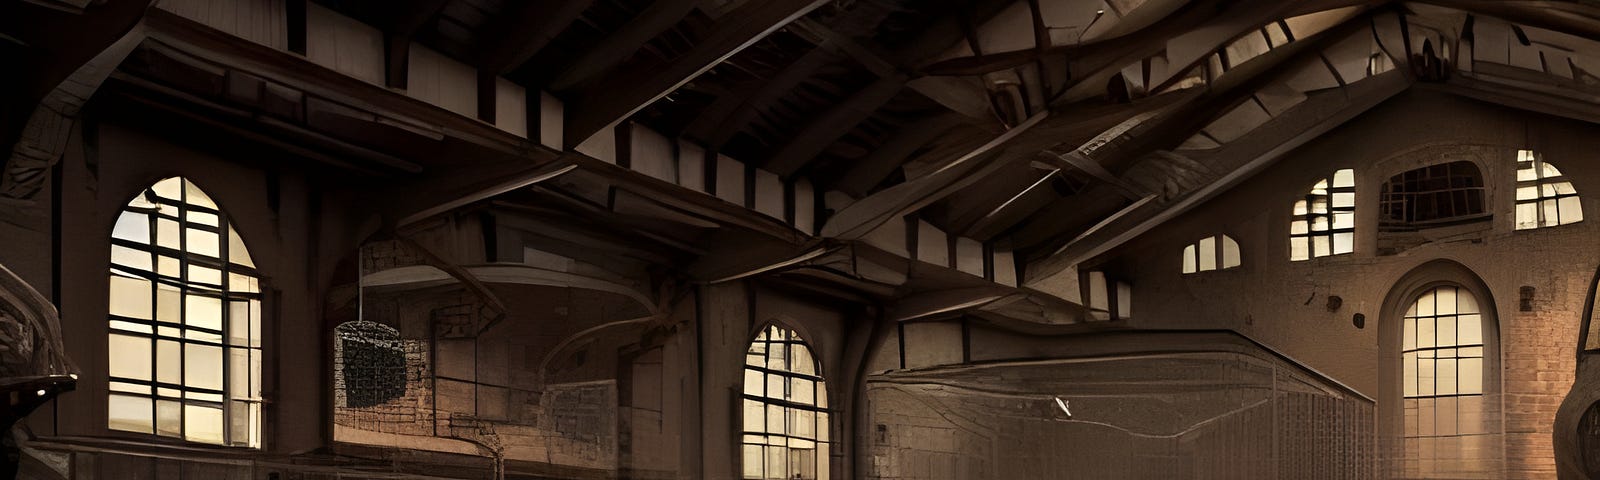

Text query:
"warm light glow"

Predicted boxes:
[[1291, 169, 1355, 261], [743, 325, 829, 480], [107, 177, 261, 448], [1515, 150, 1582, 230], [1402, 286, 1491, 475]]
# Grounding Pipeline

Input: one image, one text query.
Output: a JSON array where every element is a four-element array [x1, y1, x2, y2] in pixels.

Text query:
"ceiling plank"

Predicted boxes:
[[477, 0, 597, 74], [562, 0, 830, 149], [546, 0, 702, 92], [762, 74, 908, 176], [832, 113, 966, 197], [683, 41, 837, 147]]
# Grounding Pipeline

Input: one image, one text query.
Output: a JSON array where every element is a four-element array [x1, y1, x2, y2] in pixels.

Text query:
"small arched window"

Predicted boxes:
[[742, 325, 829, 480], [1401, 285, 1490, 474], [1182, 235, 1241, 274], [107, 177, 261, 447], [1291, 169, 1355, 261], [1516, 149, 1582, 230]]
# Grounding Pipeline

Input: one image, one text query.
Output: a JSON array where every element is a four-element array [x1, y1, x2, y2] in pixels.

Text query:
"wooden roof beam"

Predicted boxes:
[[682, 41, 837, 148], [545, 0, 701, 92], [1024, 70, 1413, 284], [761, 74, 908, 176], [477, 0, 597, 74], [832, 113, 966, 197], [561, 0, 829, 149]]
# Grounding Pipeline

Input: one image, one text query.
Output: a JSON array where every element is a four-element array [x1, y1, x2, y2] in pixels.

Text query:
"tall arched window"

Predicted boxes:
[[108, 177, 262, 447], [742, 325, 829, 480], [1402, 285, 1489, 476]]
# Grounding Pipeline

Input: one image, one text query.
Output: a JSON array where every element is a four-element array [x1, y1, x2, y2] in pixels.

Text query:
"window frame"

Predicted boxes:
[[106, 177, 264, 448], [740, 324, 830, 480], [1515, 149, 1582, 230], [1181, 234, 1242, 274], [1378, 160, 1489, 229], [1290, 169, 1356, 261]]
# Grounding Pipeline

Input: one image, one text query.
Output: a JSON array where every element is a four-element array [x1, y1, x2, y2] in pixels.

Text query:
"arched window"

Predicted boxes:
[[1380, 161, 1488, 229], [1181, 235, 1241, 274], [107, 177, 261, 447], [1291, 169, 1355, 261], [1515, 149, 1582, 230], [742, 325, 829, 480], [1402, 285, 1489, 475]]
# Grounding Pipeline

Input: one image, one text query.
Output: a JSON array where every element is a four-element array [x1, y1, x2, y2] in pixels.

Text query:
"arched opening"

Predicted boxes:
[[107, 177, 262, 447], [1380, 261, 1501, 478], [742, 324, 829, 480]]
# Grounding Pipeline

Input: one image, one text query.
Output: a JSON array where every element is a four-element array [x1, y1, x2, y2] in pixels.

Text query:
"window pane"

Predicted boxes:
[[767, 404, 785, 435], [1198, 237, 1217, 271], [744, 398, 765, 433], [183, 180, 218, 209], [157, 256, 180, 278], [113, 213, 151, 244], [227, 225, 255, 268], [1290, 237, 1308, 261], [1182, 245, 1196, 273], [229, 348, 249, 397], [109, 394, 153, 434], [184, 404, 225, 445], [1332, 169, 1354, 187], [744, 369, 763, 396], [1332, 232, 1353, 255], [1437, 358, 1457, 395], [186, 294, 222, 330], [189, 265, 222, 286], [230, 400, 251, 445], [109, 334, 153, 381], [1459, 358, 1483, 394], [1559, 195, 1583, 224], [151, 178, 182, 199], [156, 399, 182, 437], [1417, 358, 1435, 396], [743, 444, 764, 477], [109, 275, 153, 320], [156, 218, 180, 249], [156, 339, 181, 384], [187, 228, 220, 258], [112, 245, 152, 271], [185, 344, 224, 390], [228, 301, 251, 347]]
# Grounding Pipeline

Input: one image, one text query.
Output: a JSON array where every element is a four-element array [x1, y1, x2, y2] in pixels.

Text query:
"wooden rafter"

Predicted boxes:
[[477, 0, 597, 74], [561, 0, 830, 149], [545, 0, 702, 92]]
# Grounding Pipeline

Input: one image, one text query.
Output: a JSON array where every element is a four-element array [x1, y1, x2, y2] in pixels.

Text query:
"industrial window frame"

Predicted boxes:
[[106, 177, 263, 448], [1378, 161, 1489, 229], [1515, 149, 1582, 230], [741, 324, 830, 480], [1290, 169, 1355, 261], [1400, 285, 1491, 472]]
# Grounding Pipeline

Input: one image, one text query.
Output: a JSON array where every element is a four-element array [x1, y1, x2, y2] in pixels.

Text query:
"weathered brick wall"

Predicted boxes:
[[1105, 91, 1594, 478], [1502, 272, 1584, 478]]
